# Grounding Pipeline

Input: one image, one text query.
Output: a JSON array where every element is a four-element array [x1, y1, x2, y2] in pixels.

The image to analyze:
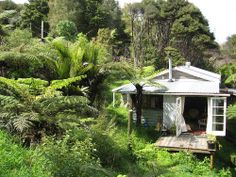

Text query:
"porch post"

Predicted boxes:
[[210, 152, 215, 169], [112, 92, 115, 107], [128, 109, 133, 150], [206, 97, 211, 134]]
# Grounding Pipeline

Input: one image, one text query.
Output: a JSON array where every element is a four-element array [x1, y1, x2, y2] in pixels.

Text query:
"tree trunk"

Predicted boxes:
[[131, 84, 143, 127]]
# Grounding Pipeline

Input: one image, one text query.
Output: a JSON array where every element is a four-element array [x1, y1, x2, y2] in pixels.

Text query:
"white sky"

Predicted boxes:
[[10, 0, 236, 44]]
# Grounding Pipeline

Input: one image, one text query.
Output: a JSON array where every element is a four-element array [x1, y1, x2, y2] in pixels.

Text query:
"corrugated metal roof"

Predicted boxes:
[[112, 83, 166, 93], [112, 64, 222, 95]]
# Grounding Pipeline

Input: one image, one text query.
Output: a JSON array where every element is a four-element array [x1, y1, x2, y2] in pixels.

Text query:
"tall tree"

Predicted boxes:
[[0, 0, 18, 13], [170, 0, 217, 66], [48, 0, 81, 34], [222, 34, 236, 59], [48, 0, 126, 38], [122, 0, 217, 68], [20, 0, 49, 37]]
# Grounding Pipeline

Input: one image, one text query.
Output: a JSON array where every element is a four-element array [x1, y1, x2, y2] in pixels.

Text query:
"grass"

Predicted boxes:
[[0, 130, 51, 177], [104, 106, 233, 176], [216, 115, 236, 176], [0, 103, 234, 177]]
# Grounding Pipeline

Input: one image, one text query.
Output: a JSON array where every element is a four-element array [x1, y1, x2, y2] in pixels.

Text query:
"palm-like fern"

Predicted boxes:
[[227, 104, 236, 119], [0, 77, 97, 134], [52, 34, 108, 79]]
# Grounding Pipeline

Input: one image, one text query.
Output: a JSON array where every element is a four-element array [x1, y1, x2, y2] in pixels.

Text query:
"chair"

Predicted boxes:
[[198, 119, 207, 129]]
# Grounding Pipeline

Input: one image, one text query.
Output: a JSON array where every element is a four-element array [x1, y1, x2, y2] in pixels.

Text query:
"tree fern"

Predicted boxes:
[[35, 96, 97, 117], [17, 78, 49, 95], [227, 104, 236, 119], [0, 77, 29, 99], [13, 113, 34, 132], [0, 95, 20, 106]]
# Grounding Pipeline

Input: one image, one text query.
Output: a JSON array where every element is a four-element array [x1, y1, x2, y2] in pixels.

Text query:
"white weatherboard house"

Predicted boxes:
[[113, 61, 229, 137]]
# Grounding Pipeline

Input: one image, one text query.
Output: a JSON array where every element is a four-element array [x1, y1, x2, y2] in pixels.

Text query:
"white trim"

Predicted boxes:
[[112, 83, 133, 92], [176, 66, 220, 82], [141, 92, 230, 96]]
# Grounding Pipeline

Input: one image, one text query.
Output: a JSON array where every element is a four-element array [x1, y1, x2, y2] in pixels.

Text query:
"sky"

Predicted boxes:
[[10, 0, 236, 44]]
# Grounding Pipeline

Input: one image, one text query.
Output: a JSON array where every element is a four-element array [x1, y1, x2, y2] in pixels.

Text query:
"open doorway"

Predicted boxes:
[[183, 97, 207, 133]]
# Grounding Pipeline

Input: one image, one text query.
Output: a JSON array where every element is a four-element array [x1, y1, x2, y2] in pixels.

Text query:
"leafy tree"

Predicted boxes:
[[48, 0, 81, 34], [48, 0, 126, 38], [122, 0, 217, 68], [164, 46, 185, 66], [170, 0, 217, 66], [222, 34, 236, 59], [3, 28, 32, 49], [55, 20, 78, 40], [0, 25, 6, 44], [219, 64, 236, 88], [0, 9, 20, 29], [0, 29, 57, 79], [96, 28, 129, 59], [0, 0, 18, 13], [20, 0, 49, 37]]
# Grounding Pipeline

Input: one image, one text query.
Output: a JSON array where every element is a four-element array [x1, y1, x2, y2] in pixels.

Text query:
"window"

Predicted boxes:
[[207, 97, 226, 136], [212, 99, 225, 131], [142, 95, 163, 109]]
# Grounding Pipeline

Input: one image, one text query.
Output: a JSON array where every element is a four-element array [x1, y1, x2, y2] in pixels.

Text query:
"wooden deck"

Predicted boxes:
[[156, 133, 216, 154]]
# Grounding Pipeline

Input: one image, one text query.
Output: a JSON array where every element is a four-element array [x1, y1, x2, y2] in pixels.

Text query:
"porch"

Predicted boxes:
[[156, 133, 216, 154]]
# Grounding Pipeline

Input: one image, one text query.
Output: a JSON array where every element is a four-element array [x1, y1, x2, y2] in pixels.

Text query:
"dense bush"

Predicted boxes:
[[55, 20, 78, 40], [0, 130, 51, 177], [135, 144, 232, 176], [38, 134, 111, 177]]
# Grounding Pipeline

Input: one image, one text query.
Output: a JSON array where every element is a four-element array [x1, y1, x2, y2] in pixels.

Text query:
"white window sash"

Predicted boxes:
[[207, 97, 226, 136]]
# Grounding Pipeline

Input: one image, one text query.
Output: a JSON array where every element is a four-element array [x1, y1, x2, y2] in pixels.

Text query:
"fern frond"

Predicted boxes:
[[0, 52, 44, 69], [17, 78, 49, 95], [13, 115, 32, 132], [0, 77, 30, 99], [13, 112, 39, 132], [227, 104, 236, 119], [44, 76, 86, 96], [35, 96, 97, 117], [0, 95, 20, 106]]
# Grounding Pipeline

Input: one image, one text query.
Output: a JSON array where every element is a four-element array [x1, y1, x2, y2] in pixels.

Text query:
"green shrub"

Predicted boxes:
[[134, 144, 232, 177], [55, 20, 77, 40], [0, 130, 51, 177], [38, 134, 110, 177]]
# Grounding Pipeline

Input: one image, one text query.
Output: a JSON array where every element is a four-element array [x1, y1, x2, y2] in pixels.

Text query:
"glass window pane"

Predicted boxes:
[[213, 116, 224, 123], [151, 97, 155, 108], [212, 108, 224, 115], [212, 124, 223, 131], [213, 99, 224, 107]]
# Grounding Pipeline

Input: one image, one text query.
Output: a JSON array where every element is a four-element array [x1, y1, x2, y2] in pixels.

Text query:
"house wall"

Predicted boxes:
[[154, 70, 206, 81], [132, 109, 163, 126]]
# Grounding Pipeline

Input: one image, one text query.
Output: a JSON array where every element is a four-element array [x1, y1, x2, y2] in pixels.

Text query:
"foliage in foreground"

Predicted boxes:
[[0, 129, 111, 177], [0, 130, 51, 177], [135, 144, 231, 177], [0, 76, 97, 139], [91, 107, 233, 177]]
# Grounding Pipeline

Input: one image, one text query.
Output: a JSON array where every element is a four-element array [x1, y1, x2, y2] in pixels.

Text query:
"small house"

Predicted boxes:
[[112, 61, 230, 137]]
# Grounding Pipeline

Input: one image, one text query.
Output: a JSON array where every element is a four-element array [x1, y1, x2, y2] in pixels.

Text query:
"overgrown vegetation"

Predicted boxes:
[[0, 0, 235, 176]]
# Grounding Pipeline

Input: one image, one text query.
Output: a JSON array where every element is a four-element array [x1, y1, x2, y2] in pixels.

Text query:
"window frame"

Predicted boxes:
[[207, 97, 226, 136]]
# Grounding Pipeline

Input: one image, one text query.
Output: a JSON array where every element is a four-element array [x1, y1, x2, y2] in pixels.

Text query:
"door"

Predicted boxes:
[[175, 97, 187, 136], [176, 97, 182, 136], [207, 97, 227, 136]]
